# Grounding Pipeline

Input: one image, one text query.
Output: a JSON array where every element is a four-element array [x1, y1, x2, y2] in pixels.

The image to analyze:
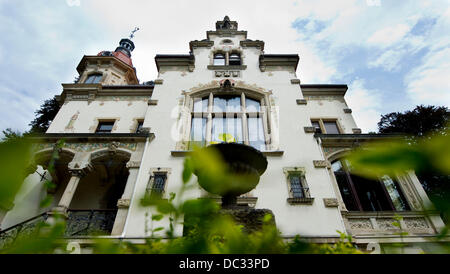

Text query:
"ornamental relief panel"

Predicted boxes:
[[404, 218, 429, 230], [349, 219, 373, 230], [35, 142, 138, 153]]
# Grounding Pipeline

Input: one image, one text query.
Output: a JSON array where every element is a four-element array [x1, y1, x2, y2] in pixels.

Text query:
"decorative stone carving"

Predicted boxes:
[[323, 198, 339, 207], [404, 218, 429, 230], [349, 219, 373, 230], [304, 127, 315, 133], [117, 199, 131, 208], [154, 79, 164, 85], [215, 70, 240, 77], [377, 218, 399, 230], [36, 142, 138, 153], [126, 161, 141, 169], [313, 160, 328, 168], [343, 108, 352, 114], [296, 99, 307, 105], [291, 79, 301, 84]]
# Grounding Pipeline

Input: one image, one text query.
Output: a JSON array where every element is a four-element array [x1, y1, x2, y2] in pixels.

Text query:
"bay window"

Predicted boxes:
[[189, 93, 267, 150]]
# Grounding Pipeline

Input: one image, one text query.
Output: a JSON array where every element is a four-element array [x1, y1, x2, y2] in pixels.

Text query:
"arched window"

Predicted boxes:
[[331, 159, 410, 212], [190, 93, 266, 150], [229, 53, 241, 66], [213, 53, 225, 66], [85, 73, 103, 84]]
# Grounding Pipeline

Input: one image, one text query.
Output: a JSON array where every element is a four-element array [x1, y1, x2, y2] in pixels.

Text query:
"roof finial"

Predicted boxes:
[[129, 27, 140, 40]]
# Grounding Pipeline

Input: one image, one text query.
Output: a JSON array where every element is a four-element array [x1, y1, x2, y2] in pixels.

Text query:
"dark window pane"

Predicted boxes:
[[289, 174, 304, 198], [351, 174, 392, 211], [96, 122, 114, 133], [151, 173, 167, 199], [229, 53, 241, 65], [136, 121, 144, 133], [311, 121, 322, 133], [333, 162, 359, 211], [323, 121, 339, 134], [85, 74, 102, 84]]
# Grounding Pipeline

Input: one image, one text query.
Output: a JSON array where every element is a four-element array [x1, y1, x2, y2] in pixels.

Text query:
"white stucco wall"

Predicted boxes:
[[122, 33, 354, 238]]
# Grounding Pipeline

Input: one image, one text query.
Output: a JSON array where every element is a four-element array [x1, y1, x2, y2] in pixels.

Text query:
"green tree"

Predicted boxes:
[[378, 105, 448, 137], [377, 105, 449, 222], [28, 97, 60, 135]]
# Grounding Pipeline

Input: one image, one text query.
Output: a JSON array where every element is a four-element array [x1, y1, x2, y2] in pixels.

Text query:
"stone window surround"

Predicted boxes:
[[211, 48, 244, 67], [310, 118, 344, 134], [325, 149, 427, 214], [283, 167, 314, 205], [130, 118, 145, 133], [185, 91, 272, 150], [147, 168, 172, 200]]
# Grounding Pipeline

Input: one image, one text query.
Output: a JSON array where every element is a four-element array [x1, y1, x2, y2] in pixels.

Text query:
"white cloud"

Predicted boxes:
[[405, 47, 450, 107], [367, 24, 411, 48], [346, 79, 383, 133]]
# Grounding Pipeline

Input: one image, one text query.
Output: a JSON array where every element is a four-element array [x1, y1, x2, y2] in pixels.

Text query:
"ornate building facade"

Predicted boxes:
[[0, 17, 447, 253]]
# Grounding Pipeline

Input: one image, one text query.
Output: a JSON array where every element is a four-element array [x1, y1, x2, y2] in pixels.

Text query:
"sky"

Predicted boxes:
[[0, 0, 449, 134]]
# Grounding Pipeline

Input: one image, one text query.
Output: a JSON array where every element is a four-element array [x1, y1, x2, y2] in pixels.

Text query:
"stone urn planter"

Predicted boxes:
[[190, 143, 275, 233], [194, 143, 268, 208]]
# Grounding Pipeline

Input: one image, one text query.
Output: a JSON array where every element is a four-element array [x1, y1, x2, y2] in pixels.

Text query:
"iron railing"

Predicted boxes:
[[65, 209, 117, 237]]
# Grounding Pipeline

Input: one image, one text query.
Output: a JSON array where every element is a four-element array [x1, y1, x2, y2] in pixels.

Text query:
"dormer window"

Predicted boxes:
[[213, 53, 226, 66], [229, 53, 241, 65], [85, 73, 103, 84]]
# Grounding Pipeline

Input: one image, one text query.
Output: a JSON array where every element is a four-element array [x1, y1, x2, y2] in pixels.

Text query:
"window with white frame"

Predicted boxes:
[[189, 92, 267, 151]]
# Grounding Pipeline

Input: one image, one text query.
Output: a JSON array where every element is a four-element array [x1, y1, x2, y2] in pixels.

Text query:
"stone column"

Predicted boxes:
[[52, 168, 89, 215], [111, 161, 140, 236]]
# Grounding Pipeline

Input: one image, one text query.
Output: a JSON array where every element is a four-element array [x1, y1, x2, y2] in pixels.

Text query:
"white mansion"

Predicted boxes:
[[0, 17, 447, 253]]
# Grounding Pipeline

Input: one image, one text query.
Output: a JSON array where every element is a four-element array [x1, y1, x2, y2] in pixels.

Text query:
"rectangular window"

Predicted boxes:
[[289, 174, 305, 198], [149, 173, 167, 200], [311, 119, 341, 134], [96, 121, 115, 133], [323, 121, 340, 134], [135, 120, 144, 133], [284, 168, 314, 205]]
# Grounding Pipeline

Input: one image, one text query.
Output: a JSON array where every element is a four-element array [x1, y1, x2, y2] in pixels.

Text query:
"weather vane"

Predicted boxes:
[[129, 27, 140, 39]]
